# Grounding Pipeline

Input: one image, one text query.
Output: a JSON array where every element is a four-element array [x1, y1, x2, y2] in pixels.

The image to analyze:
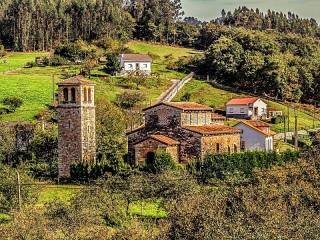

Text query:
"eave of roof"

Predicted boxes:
[[226, 97, 260, 105], [182, 125, 241, 135], [126, 125, 145, 135], [57, 75, 96, 86], [143, 102, 212, 112], [120, 54, 152, 62], [234, 121, 276, 137]]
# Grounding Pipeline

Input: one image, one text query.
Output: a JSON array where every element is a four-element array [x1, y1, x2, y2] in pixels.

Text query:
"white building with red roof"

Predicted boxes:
[[234, 120, 276, 151], [226, 97, 267, 119], [118, 53, 152, 75]]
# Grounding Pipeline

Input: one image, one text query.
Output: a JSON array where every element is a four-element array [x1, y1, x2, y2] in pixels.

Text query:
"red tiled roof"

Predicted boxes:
[[267, 107, 281, 112], [143, 102, 212, 111], [226, 97, 259, 105], [149, 135, 180, 145], [211, 113, 225, 120], [245, 120, 271, 127], [183, 125, 241, 135], [58, 75, 95, 86], [235, 121, 276, 137], [120, 54, 152, 62]]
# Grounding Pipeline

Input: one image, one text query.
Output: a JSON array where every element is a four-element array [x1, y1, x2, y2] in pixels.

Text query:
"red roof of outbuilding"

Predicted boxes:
[[226, 97, 259, 105], [149, 135, 180, 145]]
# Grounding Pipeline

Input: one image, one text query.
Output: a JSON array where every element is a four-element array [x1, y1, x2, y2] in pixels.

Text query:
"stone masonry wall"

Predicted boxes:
[[201, 134, 241, 158]]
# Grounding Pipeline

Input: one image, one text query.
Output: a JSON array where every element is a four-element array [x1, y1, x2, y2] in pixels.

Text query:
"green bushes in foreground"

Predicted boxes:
[[188, 150, 300, 181]]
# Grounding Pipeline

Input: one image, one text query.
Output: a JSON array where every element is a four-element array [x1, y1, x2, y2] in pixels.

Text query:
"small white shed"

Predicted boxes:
[[118, 54, 152, 76]]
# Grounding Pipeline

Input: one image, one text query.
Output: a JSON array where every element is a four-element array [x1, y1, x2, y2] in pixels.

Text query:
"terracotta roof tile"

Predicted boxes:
[[149, 135, 180, 145], [226, 97, 260, 105], [120, 54, 152, 62], [267, 107, 281, 111], [183, 125, 241, 135], [143, 102, 212, 111], [235, 121, 276, 137], [58, 75, 95, 86], [244, 120, 271, 127], [212, 113, 225, 120]]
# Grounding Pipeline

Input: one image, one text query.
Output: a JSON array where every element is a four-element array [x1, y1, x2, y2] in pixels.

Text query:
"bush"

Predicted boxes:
[[43, 56, 67, 66], [25, 61, 37, 68], [147, 150, 176, 174], [271, 116, 284, 124], [180, 92, 191, 101], [114, 91, 146, 109], [1, 97, 23, 112]]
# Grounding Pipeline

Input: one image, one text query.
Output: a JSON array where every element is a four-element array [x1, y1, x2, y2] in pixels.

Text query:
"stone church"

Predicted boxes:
[[127, 102, 241, 164], [57, 76, 96, 178]]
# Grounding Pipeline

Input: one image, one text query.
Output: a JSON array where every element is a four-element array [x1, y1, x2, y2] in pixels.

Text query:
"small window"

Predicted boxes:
[[143, 64, 147, 68], [240, 108, 245, 113], [186, 113, 191, 125], [128, 64, 133, 68], [240, 141, 245, 151], [84, 87, 87, 102], [229, 108, 234, 113], [194, 113, 198, 125], [216, 143, 220, 153], [234, 144, 238, 153], [63, 88, 69, 102], [88, 87, 92, 102], [202, 113, 206, 124], [71, 88, 76, 102], [228, 145, 231, 154]]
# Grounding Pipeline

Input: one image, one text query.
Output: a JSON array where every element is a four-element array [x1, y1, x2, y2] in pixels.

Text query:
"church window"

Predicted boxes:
[[186, 113, 191, 125], [63, 88, 69, 102], [68, 120, 71, 128], [158, 109, 168, 125], [216, 143, 220, 153], [194, 113, 198, 125], [88, 87, 92, 102], [228, 145, 231, 154], [202, 113, 206, 124], [71, 88, 76, 102], [234, 144, 238, 153], [84, 87, 87, 102]]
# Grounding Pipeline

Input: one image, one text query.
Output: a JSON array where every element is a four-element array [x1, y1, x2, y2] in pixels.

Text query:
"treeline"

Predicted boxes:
[[215, 6, 320, 37], [0, 0, 183, 51], [182, 26, 320, 103]]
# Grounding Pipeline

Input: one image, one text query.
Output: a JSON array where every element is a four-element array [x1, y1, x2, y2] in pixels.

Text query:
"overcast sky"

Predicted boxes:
[[180, 0, 320, 23]]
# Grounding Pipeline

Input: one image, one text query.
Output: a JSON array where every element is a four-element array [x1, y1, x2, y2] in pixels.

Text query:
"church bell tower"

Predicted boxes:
[[57, 75, 96, 178]]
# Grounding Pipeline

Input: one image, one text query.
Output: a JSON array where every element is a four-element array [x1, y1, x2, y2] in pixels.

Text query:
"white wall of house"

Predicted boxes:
[[226, 99, 267, 117], [252, 99, 267, 117], [235, 123, 273, 151], [226, 105, 250, 116]]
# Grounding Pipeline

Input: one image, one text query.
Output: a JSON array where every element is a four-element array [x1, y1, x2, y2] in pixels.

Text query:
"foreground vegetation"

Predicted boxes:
[[1, 146, 320, 239]]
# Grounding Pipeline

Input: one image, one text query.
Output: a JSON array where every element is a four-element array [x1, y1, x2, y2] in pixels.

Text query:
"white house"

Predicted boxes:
[[226, 97, 267, 119], [234, 120, 276, 151], [118, 54, 152, 76]]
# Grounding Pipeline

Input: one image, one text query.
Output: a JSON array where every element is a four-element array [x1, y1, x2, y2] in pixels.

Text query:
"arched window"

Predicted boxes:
[[228, 145, 231, 154], [216, 143, 220, 153], [84, 87, 87, 102], [234, 144, 238, 153], [88, 87, 92, 102], [63, 88, 68, 102], [71, 88, 76, 102]]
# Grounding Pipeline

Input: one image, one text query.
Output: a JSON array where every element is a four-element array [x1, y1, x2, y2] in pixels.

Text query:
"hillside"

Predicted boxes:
[[0, 41, 319, 133]]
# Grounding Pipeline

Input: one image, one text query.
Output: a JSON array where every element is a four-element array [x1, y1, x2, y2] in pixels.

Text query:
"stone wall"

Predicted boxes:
[[201, 134, 241, 158], [134, 138, 179, 163]]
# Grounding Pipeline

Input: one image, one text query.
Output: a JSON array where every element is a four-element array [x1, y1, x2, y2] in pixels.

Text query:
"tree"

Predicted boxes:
[[114, 90, 146, 109]]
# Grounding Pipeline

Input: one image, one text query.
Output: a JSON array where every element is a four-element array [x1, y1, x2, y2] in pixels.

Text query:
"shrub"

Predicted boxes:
[[25, 61, 37, 68], [180, 92, 191, 101], [271, 116, 284, 124], [2, 97, 23, 112], [114, 91, 146, 109], [147, 150, 176, 174]]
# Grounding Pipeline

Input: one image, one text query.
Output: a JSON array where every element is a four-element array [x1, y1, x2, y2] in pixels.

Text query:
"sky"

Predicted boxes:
[[180, 0, 320, 23]]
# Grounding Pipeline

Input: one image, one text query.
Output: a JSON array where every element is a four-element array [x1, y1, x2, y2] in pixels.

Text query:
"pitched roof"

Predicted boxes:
[[126, 125, 145, 135], [183, 125, 241, 135], [226, 97, 260, 105], [149, 135, 180, 145], [58, 75, 96, 86], [143, 102, 212, 111], [245, 120, 271, 127], [120, 54, 152, 62], [212, 113, 226, 120], [235, 121, 276, 137], [267, 107, 281, 111]]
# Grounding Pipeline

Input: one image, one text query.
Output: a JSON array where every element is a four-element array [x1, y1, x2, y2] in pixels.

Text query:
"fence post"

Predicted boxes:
[[16, 171, 22, 211]]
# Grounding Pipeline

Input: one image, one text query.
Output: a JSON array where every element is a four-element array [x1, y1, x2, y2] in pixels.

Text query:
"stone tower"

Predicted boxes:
[[57, 75, 96, 178]]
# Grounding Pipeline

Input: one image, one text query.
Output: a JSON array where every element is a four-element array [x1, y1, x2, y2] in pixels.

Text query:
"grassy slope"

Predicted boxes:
[[173, 80, 320, 133], [0, 42, 196, 121]]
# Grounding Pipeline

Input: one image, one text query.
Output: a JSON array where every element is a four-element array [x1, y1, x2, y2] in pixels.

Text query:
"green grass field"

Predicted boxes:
[[0, 52, 49, 72]]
